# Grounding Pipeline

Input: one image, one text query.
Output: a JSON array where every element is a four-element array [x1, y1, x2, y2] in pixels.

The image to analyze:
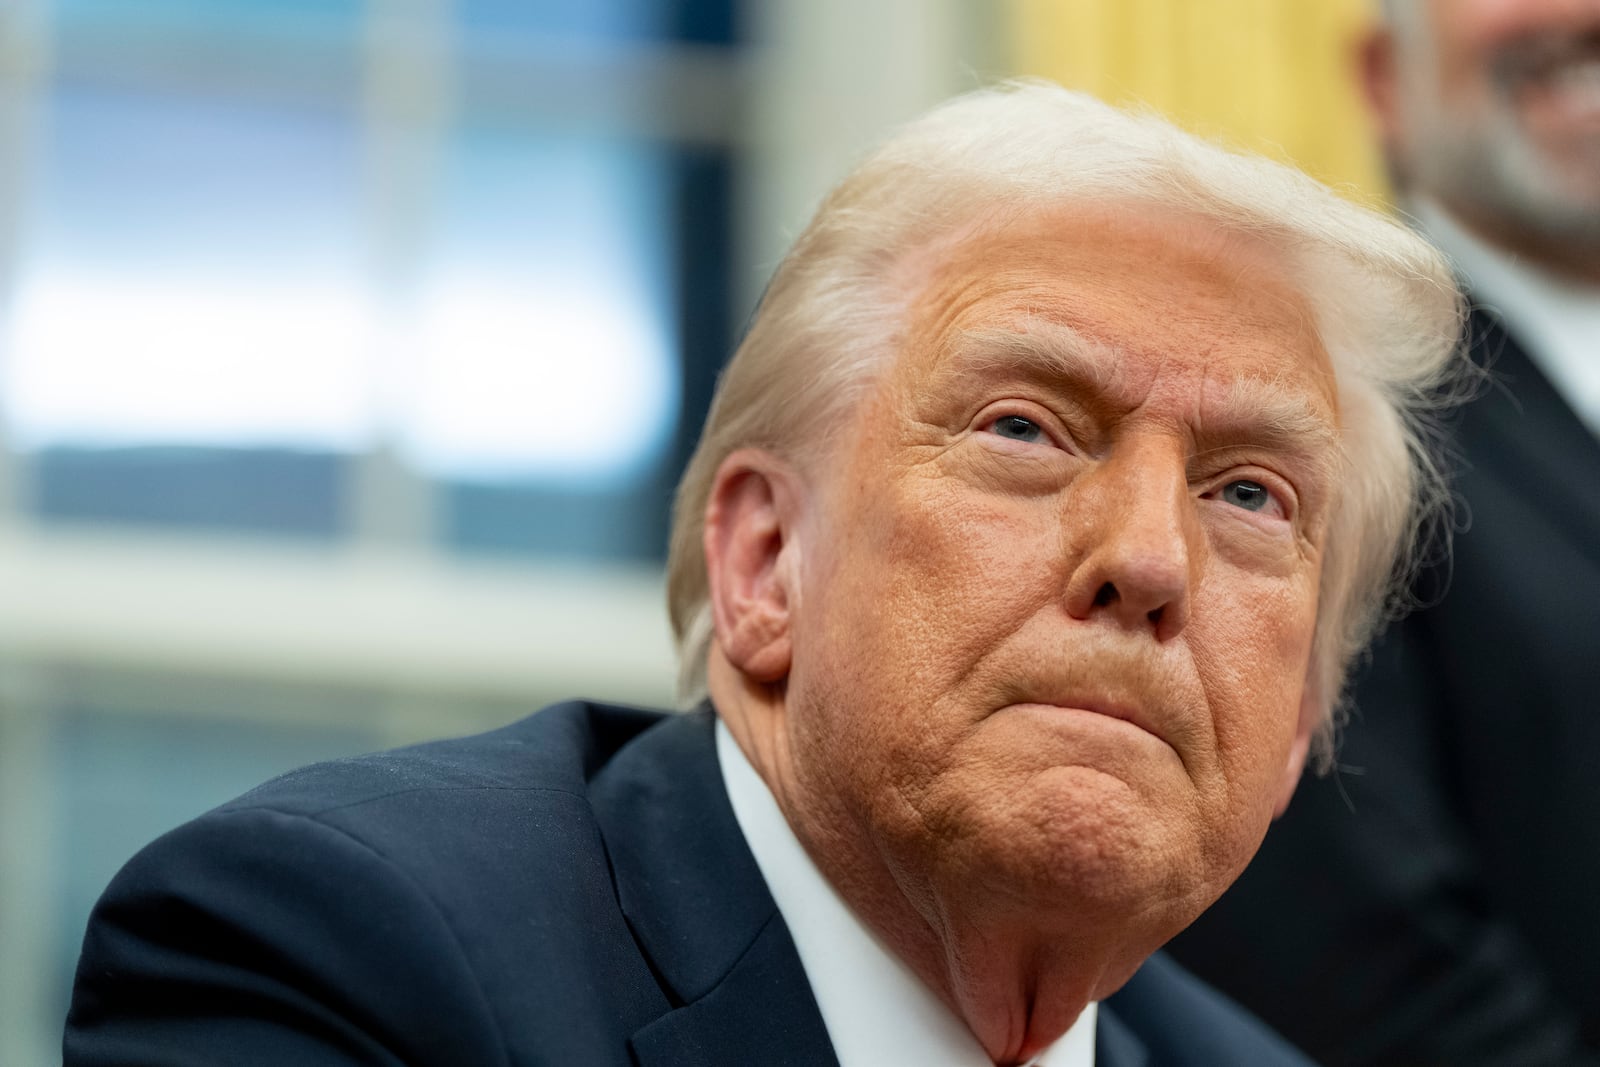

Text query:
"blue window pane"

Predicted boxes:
[[33, 87, 364, 282], [5, 87, 373, 453], [31, 446, 348, 538], [456, 0, 738, 45], [54, 0, 362, 42], [456, 0, 670, 41], [403, 127, 680, 489], [445, 481, 665, 560]]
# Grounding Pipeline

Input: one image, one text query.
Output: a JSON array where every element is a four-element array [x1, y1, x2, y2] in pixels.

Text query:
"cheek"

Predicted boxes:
[[1180, 573, 1318, 884], [820, 472, 1065, 684], [1191, 572, 1317, 786], [786, 473, 1068, 804]]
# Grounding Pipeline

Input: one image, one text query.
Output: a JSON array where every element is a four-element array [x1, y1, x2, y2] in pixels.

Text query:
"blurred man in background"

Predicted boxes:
[[1170, 1, 1600, 1063]]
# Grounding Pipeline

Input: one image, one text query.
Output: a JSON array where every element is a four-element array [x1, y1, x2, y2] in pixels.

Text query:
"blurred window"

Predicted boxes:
[[408, 129, 678, 488], [13, 88, 371, 453], [457, 0, 670, 40], [1, 0, 740, 557]]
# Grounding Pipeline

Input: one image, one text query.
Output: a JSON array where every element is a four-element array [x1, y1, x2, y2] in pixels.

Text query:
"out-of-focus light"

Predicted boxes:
[[2, 265, 679, 486], [3, 269, 377, 449], [403, 272, 678, 485]]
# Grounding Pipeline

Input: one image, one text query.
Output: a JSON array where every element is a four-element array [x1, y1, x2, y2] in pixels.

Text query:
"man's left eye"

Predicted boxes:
[[989, 415, 1044, 443], [1219, 480, 1272, 512]]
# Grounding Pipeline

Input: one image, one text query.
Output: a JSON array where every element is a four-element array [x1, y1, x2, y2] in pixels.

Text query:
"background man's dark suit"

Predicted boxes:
[[1170, 308, 1600, 1065], [66, 700, 1314, 1066]]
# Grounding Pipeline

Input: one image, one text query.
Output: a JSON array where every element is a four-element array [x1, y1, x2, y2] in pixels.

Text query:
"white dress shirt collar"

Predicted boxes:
[[1411, 198, 1600, 439], [716, 720, 1097, 1067]]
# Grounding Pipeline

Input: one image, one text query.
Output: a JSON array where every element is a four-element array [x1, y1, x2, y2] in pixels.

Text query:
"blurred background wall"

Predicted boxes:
[[0, 0, 1381, 1060]]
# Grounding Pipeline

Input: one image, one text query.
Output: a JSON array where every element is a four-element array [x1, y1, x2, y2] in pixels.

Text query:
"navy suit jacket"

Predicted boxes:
[[67, 701, 1314, 1066]]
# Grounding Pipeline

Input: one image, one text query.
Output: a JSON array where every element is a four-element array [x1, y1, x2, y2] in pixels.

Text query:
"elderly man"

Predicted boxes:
[[1171, 2, 1600, 1064], [65, 83, 1461, 1066]]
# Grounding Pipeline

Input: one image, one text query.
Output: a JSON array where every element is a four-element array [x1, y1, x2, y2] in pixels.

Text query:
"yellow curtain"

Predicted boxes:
[[1005, 0, 1387, 205]]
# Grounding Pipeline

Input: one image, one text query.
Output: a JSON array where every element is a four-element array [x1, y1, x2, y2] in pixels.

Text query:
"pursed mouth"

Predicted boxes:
[[1012, 697, 1167, 745]]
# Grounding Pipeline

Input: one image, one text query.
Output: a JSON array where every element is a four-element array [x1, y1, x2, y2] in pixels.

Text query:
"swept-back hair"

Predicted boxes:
[[666, 81, 1464, 768]]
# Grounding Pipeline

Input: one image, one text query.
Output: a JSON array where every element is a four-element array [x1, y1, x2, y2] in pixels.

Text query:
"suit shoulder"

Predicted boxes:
[[1107, 951, 1315, 1065], [218, 699, 669, 820], [68, 701, 678, 1066]]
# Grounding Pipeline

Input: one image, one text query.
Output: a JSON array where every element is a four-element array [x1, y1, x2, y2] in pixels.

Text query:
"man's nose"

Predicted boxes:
[[1061, 443, 1197, 642]]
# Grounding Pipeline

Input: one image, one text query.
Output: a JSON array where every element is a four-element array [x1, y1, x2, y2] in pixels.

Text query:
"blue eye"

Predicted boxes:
[[990, 415, 1044, 443], [1219, 480, 1271, 512]]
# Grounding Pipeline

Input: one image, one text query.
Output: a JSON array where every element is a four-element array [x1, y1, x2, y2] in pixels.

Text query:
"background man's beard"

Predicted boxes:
[[1409, 97, 1600, 252]]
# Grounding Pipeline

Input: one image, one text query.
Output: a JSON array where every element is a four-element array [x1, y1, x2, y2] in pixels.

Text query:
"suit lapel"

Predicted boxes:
[[589, 708, 838, 1067], [1464, 308, 1600, 569], [628, 912, 837, 1066]]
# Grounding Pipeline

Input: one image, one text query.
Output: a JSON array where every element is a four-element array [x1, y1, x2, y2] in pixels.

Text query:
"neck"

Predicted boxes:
[[917, 916, 1113, 1064], [708, 648, 1128, 1064]]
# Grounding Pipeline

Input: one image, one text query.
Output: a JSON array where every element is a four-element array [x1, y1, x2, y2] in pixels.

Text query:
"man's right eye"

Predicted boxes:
[[989, 415, 1044, 443]]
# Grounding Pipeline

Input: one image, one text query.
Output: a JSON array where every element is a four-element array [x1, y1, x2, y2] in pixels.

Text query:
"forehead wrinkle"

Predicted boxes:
[[940, 319, 1125, 400]]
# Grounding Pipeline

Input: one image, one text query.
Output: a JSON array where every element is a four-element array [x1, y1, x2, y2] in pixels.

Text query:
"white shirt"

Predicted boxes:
[[1412, 198, 1600, 440], [716, 721, 1098, 1067]]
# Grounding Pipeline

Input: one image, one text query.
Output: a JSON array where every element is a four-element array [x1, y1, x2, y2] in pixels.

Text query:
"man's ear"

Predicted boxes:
[[1356, 26, 1403, 151], [1271, 692, 1320, 818], [703, 448, 807, 685]]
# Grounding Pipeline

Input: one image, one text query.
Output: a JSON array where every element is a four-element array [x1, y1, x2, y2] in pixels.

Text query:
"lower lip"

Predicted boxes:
[[1006, 702, 1163, 743], [1000, 703, 1189, 776]]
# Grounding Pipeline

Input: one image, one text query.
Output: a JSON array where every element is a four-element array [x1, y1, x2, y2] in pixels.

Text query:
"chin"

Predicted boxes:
[[951, 766, 1220, 928]]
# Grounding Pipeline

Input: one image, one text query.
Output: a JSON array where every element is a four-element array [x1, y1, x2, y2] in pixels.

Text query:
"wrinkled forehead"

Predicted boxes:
[[886, 199, 1338, 409]]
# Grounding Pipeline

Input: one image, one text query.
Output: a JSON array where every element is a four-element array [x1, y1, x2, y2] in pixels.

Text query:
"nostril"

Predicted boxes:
[[1147, 606, 1164, 626], [1093, 582, 1118, 608]]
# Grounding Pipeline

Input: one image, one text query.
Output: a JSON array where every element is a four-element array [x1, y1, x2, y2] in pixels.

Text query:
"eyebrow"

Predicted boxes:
[[1194, 374, 1340, 455], [950, 320, 1124, 400], [946, 317, 1342, 478]]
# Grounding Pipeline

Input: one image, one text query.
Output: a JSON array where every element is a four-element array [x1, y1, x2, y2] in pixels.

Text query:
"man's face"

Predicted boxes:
[[1389, 0, 1600, 249], [781, 204, 1335, 965]]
